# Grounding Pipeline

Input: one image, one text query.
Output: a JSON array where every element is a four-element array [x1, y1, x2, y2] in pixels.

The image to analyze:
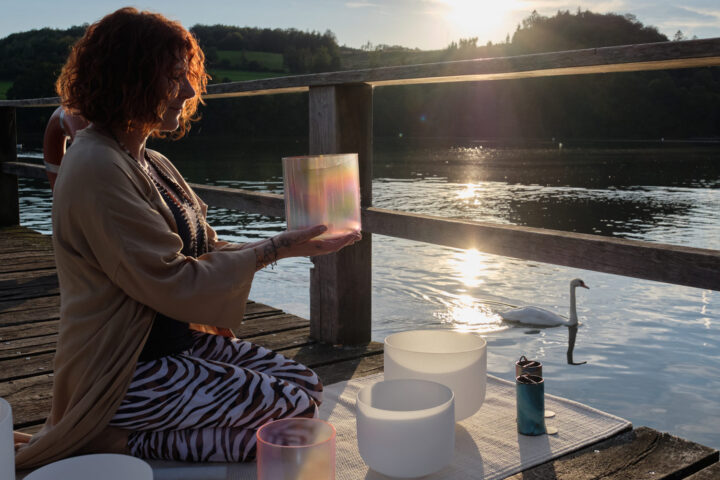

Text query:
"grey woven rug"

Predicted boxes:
[[149, 372, 631, 479]]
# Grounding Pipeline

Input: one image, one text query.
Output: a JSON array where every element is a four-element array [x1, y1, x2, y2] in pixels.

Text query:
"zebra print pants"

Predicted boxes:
[[108, 331, 323, 462]]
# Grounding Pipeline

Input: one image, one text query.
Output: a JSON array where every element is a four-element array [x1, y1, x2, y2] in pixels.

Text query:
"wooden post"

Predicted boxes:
[[0, 107, 19, 227], [308, 84, 373, 345]]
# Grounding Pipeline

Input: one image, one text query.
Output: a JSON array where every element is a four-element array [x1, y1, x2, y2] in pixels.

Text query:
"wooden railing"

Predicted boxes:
[[2, 38, 720, 345]]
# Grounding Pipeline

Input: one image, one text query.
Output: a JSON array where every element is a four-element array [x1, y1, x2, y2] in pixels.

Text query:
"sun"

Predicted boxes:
[[441, 0, 524, 44]]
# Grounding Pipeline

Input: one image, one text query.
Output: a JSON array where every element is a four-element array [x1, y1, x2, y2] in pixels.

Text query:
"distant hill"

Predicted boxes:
[[0, 24, 342, 99], [339, 9, 670, 70]]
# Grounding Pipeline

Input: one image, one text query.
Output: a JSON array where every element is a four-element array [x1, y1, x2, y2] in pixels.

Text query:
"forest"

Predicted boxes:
[[1, 9, 718, 144]]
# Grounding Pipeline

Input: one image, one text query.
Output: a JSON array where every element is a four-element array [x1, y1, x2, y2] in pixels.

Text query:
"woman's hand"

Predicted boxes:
[[253, 225, 361, 270], [276, 225, 362, 259]]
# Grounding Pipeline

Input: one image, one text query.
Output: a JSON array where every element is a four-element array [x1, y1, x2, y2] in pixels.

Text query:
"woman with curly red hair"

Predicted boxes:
[[15, 7, 359, 469]]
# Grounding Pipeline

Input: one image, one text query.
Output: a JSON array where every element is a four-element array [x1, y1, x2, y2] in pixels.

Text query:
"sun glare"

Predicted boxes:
[[438, 294, 506, 334], [457, 184, 475, 199], [442, 0, 523, 42], [453, 248, 485, 288]]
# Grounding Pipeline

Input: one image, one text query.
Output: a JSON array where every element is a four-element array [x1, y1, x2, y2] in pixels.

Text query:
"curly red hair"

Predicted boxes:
[[56, 7, 208, 139]]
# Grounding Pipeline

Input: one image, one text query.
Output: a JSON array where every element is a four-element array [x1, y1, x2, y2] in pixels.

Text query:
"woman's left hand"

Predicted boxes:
[[274, 225, 362, 259]]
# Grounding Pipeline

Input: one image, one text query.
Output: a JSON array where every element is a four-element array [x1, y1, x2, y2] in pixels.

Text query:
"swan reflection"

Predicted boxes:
[[567, 324, 587, 365]]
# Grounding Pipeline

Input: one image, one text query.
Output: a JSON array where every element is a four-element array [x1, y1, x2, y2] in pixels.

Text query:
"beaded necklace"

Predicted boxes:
[[111, 133, 207, 258]]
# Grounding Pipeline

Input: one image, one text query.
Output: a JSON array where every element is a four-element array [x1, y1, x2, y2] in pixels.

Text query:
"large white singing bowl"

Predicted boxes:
[[356, 379, 455, 478], [384, 329, 487, 421], [25, 454, 153, 480]]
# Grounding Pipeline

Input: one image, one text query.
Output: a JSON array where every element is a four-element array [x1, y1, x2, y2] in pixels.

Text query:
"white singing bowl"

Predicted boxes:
[[384, 329, 487, 421], [25, 454, 153, 480], [356, 379, 455, 478]]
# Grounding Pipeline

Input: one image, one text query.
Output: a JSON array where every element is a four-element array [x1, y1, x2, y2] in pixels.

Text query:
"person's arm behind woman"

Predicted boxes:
[[42, 106, 88, 190]]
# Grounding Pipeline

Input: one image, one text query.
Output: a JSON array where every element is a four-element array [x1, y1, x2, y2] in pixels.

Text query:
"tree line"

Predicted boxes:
[[3, 10, 719, 144], [190, 25, 341, 74]]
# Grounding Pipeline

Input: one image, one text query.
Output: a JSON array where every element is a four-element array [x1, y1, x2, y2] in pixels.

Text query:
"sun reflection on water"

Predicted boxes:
[[457, 184, 476, 199], [450, 247, 486, 288], [433, 247, 509, 333], [435, 294, 506, 334]]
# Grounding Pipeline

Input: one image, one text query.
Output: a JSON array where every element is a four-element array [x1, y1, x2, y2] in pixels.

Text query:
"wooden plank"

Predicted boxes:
[[0, 287, 59, 302], [235, 313, 309, 337], [687, 462, 720, 480], [0, 233, 52, 245], [506, 426, 719, 480], [0, 352, 54, 381], [0, 257, 56, 273], [0, 334, 57, 358], [0, 374, 54, 427], [0, 295, 60, 315], [0, 306, 59, 327], [240, 327, 314, 352], [308, 84, 373, 345], [2, 39, 718, 105], [0, 320, 59, 341], [242, 302, 284, 319], [0, 251, 55, 261], [0, 237, 53, 250], [314, 351, 384, 385], [0, 243, 53, 255], [0, 107, 19, 226], [277, 340, 383, 367], [362, 207, 720, 292], [0, 268, 57, 284], [0, 231, 53, 250]]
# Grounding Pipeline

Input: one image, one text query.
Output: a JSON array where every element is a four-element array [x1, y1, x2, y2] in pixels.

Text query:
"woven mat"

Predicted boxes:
[[149, 372, 631, 479]]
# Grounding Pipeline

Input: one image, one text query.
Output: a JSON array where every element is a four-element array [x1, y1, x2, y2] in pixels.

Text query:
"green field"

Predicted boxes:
[[216, 50, 285, 71], [340, 49, 446, 70], [208, 69, 289, 83], [0, 81, 12, 99]]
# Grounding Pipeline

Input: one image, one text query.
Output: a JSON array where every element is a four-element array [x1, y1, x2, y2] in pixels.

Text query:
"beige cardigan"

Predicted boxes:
[[16, 127, 257, 469]]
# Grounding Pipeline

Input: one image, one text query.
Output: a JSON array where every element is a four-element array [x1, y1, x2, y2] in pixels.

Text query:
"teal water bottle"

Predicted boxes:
[[516, 374, 546, 435]]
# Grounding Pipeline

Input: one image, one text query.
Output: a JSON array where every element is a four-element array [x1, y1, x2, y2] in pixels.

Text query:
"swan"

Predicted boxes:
[[500, 278, 589, 327]]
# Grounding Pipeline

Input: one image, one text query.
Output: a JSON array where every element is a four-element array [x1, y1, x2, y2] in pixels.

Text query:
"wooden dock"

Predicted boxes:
[[2, 225, 719, 479]]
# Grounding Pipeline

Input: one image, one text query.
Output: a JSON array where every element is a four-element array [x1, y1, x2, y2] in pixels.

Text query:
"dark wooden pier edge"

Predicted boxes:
[[1, 38, 720, 478]]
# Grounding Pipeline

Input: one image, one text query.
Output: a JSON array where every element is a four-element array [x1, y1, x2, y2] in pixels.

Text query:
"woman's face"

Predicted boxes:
[[157, 58, 196, 132]]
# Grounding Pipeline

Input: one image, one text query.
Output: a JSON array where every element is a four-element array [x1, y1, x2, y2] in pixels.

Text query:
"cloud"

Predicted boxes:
[[345, 2, 380, 8], [652, 4, 719, 21], [346, 0, 447, 16]]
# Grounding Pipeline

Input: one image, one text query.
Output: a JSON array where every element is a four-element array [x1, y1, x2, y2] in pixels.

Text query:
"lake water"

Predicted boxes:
[[17, 137, 720, 449]]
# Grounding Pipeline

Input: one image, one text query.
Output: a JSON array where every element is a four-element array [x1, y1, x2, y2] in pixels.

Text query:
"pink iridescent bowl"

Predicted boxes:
[[282, 153, 361, 238]]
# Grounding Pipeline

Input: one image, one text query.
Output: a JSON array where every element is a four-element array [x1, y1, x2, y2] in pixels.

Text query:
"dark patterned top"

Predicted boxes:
[[138, 159, 207, 362]]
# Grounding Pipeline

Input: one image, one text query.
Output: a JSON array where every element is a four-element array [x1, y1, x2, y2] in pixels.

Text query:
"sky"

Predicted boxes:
[[1, 0, 719, 50]]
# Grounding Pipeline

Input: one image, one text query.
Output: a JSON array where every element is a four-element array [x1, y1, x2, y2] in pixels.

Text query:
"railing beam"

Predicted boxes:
[[361, 207, 720, 292], [0, 107, 19, 227], [6, 160, 720, 291], [308, 84, 373, 345]]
